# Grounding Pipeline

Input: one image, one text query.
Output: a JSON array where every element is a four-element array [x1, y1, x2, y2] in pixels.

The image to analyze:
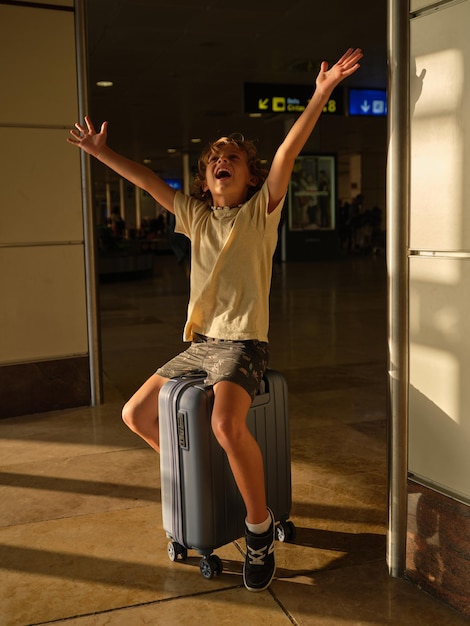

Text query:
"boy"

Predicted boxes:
[[68, 47, 362, 591]]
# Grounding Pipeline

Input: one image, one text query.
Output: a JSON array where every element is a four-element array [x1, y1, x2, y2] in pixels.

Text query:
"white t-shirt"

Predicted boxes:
[[174, 182, 284, 342]]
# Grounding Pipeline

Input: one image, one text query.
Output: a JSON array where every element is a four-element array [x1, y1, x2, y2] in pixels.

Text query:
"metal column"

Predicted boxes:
[[74, 0, 103, 405], [386, 0, 410, 576]]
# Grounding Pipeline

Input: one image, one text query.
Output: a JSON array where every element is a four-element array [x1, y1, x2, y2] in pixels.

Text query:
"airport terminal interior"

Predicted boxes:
[[2, 0, 470, 623], [1, 251, 468, 625]]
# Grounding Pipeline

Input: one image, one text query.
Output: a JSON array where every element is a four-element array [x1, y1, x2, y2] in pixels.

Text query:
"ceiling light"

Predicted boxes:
[[96, 80, 113, 88], [190, 138, 202, 144], [143, 159, 152, 164], [167, 148, 177, 154]]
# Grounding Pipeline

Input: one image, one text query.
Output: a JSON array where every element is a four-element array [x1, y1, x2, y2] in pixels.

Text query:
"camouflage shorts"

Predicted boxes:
[[156, 333, 270, 400]]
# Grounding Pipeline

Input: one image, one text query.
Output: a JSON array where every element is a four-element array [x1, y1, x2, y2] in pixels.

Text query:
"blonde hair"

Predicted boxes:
[[191, 133, 268, 201]]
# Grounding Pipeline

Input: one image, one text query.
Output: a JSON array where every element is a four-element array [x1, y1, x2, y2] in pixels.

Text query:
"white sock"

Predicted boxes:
[[246, 512, 271, 535]]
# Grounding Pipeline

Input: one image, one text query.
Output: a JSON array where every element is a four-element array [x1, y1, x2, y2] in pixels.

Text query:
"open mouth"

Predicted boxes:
[[215, 169, 231, 179]]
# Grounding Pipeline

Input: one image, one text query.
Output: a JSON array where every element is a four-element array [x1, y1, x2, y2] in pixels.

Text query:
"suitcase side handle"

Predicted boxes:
[[251, 377, 270, 407]]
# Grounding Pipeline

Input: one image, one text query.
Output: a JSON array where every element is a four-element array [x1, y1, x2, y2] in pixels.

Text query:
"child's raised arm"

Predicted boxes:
[[266, 48, 363, 213], [67, 116, 176, 213]]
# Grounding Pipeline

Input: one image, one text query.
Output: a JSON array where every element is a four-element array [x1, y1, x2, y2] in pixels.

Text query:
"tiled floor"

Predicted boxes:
[[1, 254, 468, 625]]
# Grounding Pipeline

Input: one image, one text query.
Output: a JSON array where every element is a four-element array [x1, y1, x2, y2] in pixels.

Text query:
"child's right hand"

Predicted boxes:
[[67, 115, 108, 158]]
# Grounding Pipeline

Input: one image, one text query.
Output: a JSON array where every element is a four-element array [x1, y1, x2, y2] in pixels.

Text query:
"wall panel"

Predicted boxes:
[[0, 4, 77, 126], [0, 245, 88, 363], [0, 1, 91, 415], [0, 128, 83, 244]]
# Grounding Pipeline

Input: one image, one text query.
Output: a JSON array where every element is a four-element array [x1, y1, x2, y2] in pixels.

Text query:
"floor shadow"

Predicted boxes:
[[0, 544, 237, 590], [0, 471, 160, 503]]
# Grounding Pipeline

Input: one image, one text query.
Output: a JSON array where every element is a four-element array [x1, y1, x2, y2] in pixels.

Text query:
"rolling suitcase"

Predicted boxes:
[[158, 369, 295, 579]]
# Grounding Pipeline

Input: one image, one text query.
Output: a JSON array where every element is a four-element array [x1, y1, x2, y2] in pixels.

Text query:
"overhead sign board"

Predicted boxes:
[[244, 84, 343, 115], [348, 88, 387, 116]]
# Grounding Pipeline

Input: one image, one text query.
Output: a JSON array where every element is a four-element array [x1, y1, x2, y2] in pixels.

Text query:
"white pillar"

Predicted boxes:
[[119, 178, 125, 220], [182, 152, 191, 195], [105, 182, 111, 219], [135, 186, 142, 232]]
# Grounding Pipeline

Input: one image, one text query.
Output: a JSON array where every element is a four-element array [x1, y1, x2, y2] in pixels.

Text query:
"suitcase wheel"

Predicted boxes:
[[199, 554, 223, 579], [167, 541, 188, 562], [275, 520, 296, 543]]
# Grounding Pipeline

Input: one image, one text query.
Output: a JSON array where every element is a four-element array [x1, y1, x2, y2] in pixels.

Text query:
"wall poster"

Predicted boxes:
[[288, 155, 336, 231]]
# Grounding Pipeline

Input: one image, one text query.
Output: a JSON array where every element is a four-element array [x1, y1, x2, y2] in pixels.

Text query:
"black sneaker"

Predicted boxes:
[[243, 508, 276, 592]]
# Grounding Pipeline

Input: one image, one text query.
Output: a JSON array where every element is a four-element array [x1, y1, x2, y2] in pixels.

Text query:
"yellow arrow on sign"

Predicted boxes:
[[258, 98, 269, 110]]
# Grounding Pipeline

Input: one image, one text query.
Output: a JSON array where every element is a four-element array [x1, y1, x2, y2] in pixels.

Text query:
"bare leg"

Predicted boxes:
[[121, 373, 169, 453], [211, 380, 268, 524]]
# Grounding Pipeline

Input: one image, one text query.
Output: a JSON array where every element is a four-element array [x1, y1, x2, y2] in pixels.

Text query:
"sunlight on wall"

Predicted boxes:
[[409, 255, 461, 284], [409, 0, 470, 505], [410, 255, 465, 427], [411, 344, 460, 424], [410, 49, 464, 251], [414, 49, 464, 115], [411, 117, 462, 248], [410, 295, 460, 343], [410, 49, 465, 422]]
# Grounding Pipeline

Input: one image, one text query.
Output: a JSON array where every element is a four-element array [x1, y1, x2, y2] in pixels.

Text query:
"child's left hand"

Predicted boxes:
[[316, 48, 363, 96]]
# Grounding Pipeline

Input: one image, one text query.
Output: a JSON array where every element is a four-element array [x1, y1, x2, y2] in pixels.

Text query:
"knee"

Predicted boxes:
[[122, 400, 139, 432], [211, 413, 245, 452]]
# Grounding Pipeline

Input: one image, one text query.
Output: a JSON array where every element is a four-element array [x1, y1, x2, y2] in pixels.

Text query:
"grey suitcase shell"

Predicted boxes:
[[158, 369, 295, 578]]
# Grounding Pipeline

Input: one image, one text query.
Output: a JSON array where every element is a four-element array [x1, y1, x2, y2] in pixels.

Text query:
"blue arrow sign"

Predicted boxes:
[[348, 88, 387, 116]]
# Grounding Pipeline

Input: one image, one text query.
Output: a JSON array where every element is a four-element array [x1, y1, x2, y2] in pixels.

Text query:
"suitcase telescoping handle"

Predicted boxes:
[[170, 371, 270, 405], [171, 371, 210, 388], [172, 370, 207, 381]]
